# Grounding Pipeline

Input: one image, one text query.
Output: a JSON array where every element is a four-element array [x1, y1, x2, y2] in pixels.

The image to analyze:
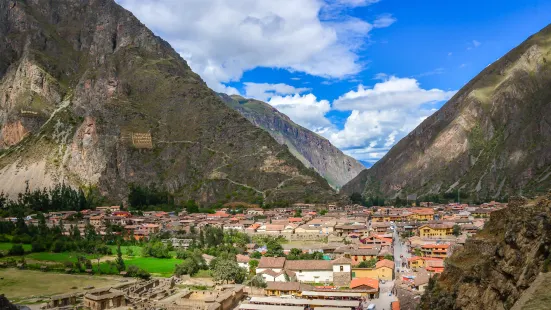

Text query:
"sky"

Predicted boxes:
[[118, 0, 551, 167]]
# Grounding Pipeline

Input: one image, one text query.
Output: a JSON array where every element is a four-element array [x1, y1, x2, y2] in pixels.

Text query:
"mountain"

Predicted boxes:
[[0, 0, 338, 205], [218, 94, 364, 188], [420, 195, 551, 310], [342, 24, 551, 201]]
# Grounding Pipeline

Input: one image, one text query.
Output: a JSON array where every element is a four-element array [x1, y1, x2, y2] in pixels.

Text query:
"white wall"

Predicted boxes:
[[294, 270, 333, 283], [332, 264, 351, 272]]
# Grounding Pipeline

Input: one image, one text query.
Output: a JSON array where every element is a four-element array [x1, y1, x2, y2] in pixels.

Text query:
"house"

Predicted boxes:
[[96, 206, 120, 213], [258, 269, 296, 282], [421, 244, 450, 258], [284, 260, 333, 283], [418, 223, 453, 238], [409, 208, 435, 221], [375, 259, 394, 281], [331, 257, 352, 286], [349, 278, 380, 299], [348, 248, 379, 265], [471, 208, 492, 218], [256, 257, 286, 274], [247, 208, 264, 216], [413, 272, 431, 292], [141, 224, 160, 235], [236, 254, 250, 270], [89, 215, 104, 228]]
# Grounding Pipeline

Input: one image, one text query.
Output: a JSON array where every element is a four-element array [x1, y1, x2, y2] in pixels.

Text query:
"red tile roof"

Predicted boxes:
[[376, 259, 395, 269], [349, 277, 379, 290]]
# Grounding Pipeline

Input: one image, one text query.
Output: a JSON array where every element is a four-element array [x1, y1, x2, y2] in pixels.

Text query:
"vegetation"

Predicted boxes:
[[286, 248, 324, 260], [357, 259, 378, 268], [212, 259, 247, 284]]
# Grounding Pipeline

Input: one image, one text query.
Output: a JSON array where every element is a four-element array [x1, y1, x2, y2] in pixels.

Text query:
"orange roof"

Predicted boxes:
[[288, 217, 303, 222], [376, 259, 395, 269], [408, 256, 423, 262], [391, 301, 400, 310], [350, 277, 379, 290]]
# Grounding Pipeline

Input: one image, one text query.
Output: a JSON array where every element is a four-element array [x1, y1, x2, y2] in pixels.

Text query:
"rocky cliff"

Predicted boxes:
[[420, 195, 551, 310], [219, 94, 364, 188], [342, 24, 551, 201], [0, 0, 337, 204]]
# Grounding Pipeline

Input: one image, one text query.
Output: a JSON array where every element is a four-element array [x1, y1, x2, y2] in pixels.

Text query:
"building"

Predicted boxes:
[[83, 288, 126, 310], [47, 293, 77, 308], [418, 223, 453, 238], [284, 260, 333, 283], [421, 244, 450, 258], [374, 259, 394, 281], [349, 278, 380, 299], [265, 282, 313, 297], [256, 257, 286, 274], [331, 257, 352, 286]]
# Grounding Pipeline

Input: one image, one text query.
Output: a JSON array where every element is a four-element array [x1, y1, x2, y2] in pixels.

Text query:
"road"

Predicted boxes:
[[392, 225, 411, 273]]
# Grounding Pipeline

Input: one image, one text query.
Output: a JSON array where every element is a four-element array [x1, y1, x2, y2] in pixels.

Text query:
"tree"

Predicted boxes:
[[249, 274, 267, 288], [452, 224, 461, 237], [126, 247, 135, 257], [174, 258, 200, 276], [8, 244, 25, 256], [213, 259, 247, 284], [294, 209, 302, 217], [414, 248, 422, 257], [319, 209, 328, 216], [250, 251, 262, 259], [358, 259, 377, 268], [248, 259, 259, 274], [264, 239, 284, 257], [287, 248, 303, 260], [127, 265, 151, 280], [115, 244, 125, 272], [383, 254, 394, 261], [350, 192, 363, 205], [142, 242, 171, 258]]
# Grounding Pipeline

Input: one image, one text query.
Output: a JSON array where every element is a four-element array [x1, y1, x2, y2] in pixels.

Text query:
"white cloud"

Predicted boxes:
[[268, 94, 333, 133], [333, 76, 456, 111], [372, 14, 396, 28], [118, 0, 392, 93], [244, 83, 310, 101], [448, 52, 453, 56], [326, 76, 456, 162], [473, 40, 481, 47]]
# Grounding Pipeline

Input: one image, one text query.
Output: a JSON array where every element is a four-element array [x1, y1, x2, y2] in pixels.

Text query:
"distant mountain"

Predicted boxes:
[[219, 94, 365, 188], [0, 0, 337, 205], [342, 24, 551, 201]]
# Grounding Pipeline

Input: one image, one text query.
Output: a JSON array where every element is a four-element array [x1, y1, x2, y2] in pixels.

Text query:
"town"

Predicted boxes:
[[0, 198, 505, 310]]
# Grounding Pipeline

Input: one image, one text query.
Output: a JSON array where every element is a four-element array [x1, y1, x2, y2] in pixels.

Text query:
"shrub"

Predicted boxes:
[[127, 265, 151, 280], [8, 244, 25, 256]]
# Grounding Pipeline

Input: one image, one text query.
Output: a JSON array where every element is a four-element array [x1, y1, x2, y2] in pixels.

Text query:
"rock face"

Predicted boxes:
[[419, 195, 551, 310], [342, 24, 551, 200], [0, 0, 337, 204], [219, 94, 364, 188]]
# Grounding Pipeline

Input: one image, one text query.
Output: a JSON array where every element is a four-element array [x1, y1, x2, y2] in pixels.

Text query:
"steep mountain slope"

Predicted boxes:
[[218, 94, 364, 188], [420, 195, 551, 310], [342, 24, 551, 200], [0, 0, 337, 205]]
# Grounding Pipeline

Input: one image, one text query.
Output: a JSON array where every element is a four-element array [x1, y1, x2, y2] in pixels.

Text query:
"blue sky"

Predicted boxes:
[[119, 0, 551, 167]]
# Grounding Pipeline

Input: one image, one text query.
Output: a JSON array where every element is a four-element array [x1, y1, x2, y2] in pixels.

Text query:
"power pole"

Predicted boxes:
[[458, 188, 460, 204]]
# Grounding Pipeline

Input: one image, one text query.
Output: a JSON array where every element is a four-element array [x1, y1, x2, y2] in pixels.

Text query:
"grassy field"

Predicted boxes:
[[25, 252, 97, 262], [124, 257, 182, 277], [0, 269, 128, 302], [0, 243, 32, 252], [108, 245, 143, 256]]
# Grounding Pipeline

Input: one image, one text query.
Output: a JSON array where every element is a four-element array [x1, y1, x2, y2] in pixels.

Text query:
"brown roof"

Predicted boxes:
[[284, 260, 332, 271], [331, 256, 352, 265], [350, 277, 379, 290], [266, 281, 301, 291], [236, 254, 250, 263], [258, 257, 286, 269], [376, 259, 394, 269]]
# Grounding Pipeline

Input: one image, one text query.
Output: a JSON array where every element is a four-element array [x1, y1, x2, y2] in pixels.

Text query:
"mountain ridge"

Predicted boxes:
[[0, 0, 338, 205], [218, 93, 365, 188], [342, 23, 551, 201]]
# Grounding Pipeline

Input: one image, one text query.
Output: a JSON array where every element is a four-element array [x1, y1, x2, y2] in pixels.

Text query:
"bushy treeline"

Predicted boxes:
[[0, 183, 105, 217]]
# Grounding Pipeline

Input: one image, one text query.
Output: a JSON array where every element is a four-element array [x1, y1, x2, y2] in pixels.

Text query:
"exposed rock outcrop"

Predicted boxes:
[[420, 195, 551, 310]]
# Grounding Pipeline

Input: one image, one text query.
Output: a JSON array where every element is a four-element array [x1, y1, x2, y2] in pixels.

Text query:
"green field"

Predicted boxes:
[[124, 257, 182, 277], [0, 243, 32, 252], [108, 245, 143, 256]]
